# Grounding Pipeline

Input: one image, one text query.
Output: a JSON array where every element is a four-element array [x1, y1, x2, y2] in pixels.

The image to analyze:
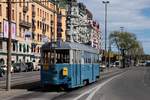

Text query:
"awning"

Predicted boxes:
[[25, 31, 32, 37]]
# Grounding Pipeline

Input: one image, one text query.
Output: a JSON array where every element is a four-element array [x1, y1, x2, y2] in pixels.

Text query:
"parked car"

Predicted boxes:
[[35, 64, 41, 71], [12, 63, 28, 72], [100, 64, 106, 71], [0, 65, 5, 77], [145, 61, 150, 67], [32, 60, 41, 71], [110, 63, 116, 67], [1, 64, 14, 73], [115, 61, 121, 68], [25, 62, 34, 71]]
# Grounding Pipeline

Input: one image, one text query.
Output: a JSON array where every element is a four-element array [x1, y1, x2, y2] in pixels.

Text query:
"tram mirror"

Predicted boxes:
[[63, 67, 68, 76]]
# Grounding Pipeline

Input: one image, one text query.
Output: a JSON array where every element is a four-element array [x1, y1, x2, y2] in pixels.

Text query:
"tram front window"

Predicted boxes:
[[56, 50, 69, 64], [43, 50, 69, 64], [43, 50, 55, 65]]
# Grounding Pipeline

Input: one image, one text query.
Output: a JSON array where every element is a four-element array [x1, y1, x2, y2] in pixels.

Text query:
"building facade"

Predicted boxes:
[[66, 0, 102, 49], [0, 0, 66, 65]]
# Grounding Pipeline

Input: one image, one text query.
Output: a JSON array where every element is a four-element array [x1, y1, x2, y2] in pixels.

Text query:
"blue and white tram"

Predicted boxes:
[[40, 42, 100, 88]]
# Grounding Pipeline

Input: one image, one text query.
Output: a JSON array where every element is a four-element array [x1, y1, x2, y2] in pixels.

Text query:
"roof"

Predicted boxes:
[[41, 42, 99, 53]]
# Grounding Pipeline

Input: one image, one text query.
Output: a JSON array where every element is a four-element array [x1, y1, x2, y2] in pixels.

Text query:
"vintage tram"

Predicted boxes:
[[40, 42, 100, 88]]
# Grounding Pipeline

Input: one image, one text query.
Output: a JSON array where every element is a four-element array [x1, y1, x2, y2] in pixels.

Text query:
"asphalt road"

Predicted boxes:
[[89, 67, 150, 100], [6, 67, 125, 100], [2, 67, 149, 100], [77, 67, 150, 100]]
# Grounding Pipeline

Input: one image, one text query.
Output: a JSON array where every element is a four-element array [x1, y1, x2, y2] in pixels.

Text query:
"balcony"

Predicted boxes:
[[19, 20, 32, 29], [23, 6, 28, 13]]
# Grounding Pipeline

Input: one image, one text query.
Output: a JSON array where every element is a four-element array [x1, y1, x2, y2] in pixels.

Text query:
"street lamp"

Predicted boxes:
[[102, 1, 109, 67]]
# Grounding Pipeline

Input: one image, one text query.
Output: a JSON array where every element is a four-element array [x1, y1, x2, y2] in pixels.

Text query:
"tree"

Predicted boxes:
[[109, 31, 144, 67], [49, 0, 68, 8]]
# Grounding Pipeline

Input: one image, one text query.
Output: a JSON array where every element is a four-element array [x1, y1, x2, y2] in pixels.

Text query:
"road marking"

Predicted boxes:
[[73, 73, 123, 100]]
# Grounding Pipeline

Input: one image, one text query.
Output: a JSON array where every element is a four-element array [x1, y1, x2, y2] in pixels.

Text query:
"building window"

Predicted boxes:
[[45, 12, 46, 19], [0, 40, 2, 49], [19, 12, 21, 21], [19, 27, 21, 37], [47, 25, 49, 32], [0, 22, 2, 33], [12, 9, 15, 20], [19, 43, 22, 52], [27, 45, 29, 52], [47, 13, 49, 20], [0, 5, 2, 16], [23, 44, 26, 53], [23, 14, 25, 21], [40, 9, 42, 17], [19, 2, 21, 7], [37, 47, 39, 53], [27, 15, 29, 22], [32, 4, 35, 11], [13, 43, 15, 51], [37, 8, 39, 16], [6, 7, 8, 18], [37, 34, 39, 41], [37, 21, 39, 29], [40, 34, 42, 41], [40, 21, 42, 30]]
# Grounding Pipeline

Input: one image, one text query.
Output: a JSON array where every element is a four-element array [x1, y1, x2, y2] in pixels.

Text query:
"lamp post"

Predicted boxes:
[[102, 1, 109, 67]]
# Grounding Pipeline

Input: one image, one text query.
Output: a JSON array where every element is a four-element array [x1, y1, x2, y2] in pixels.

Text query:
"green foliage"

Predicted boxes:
[[109, 31, 144, 56], [49, 0, 67, 8]]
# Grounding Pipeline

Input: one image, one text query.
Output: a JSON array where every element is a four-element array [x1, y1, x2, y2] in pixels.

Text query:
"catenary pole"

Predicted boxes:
[[6, 0, 12, 91]]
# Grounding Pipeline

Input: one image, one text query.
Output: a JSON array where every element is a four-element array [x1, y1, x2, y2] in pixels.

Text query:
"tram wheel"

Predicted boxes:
[[83, 80, 87, 86]]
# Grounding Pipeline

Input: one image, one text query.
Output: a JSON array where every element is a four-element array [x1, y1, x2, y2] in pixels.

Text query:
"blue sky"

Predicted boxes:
[[79, 0, 150, 54]]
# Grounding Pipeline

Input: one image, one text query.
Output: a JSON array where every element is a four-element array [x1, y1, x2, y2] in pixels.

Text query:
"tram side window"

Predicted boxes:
[[94, 54, 99, 63], [56, 50, 69, 63], [84, 51, 92, 64]]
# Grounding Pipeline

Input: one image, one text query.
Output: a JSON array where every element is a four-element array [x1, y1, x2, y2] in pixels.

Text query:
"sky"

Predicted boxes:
[[78, 0, 150, 54]]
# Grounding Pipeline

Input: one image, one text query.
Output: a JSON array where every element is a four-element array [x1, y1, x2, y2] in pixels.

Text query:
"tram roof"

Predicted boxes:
[[41, 42, 99, 53]]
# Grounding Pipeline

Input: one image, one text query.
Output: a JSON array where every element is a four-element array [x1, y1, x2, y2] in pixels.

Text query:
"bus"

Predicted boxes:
[[40, 42, 100, 89]]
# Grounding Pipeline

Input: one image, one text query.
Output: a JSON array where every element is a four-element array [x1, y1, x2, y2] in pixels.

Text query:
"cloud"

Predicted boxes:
[[78, 0, 150, 54], [79, 0, 150, 30]]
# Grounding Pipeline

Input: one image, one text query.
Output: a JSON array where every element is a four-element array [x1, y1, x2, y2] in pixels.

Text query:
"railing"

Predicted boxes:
[[19, 20, 32, 28]]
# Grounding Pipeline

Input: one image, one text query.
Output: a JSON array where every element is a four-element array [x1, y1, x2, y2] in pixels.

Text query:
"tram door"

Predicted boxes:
[[73, 50, 81, 86]]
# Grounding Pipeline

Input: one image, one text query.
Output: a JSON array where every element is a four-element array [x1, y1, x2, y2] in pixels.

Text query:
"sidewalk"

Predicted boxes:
[[101, 67, 121, 75], [0, 88, 30, 100]]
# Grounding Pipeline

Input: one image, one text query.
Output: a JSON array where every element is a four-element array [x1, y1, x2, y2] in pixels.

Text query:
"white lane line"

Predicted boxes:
[[73, 74, 123, 100], [72, 86, 97, 100]]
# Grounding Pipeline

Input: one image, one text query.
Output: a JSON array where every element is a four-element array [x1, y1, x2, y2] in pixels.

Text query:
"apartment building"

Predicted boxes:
[[66, 0, 101, 49], [0, 0, 66, 65]]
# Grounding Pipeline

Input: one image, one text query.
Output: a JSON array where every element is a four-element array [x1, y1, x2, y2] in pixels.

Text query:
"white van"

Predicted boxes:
[[32, 60, 40, 71], [115, 61, 121, 68]]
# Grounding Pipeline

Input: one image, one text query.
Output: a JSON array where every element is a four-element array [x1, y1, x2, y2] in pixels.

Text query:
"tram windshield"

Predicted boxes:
[[43, 50, 69, 64]]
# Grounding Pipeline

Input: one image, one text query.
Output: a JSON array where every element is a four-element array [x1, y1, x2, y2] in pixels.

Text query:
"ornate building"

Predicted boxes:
[[0, 0, 66, 65], [66, 0, 102, 49]]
